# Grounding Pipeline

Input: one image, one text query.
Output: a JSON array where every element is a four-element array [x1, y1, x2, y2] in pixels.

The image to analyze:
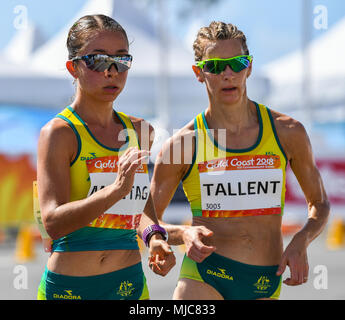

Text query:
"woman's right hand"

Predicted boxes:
[[182, 225, 216, 263], [114, 147, 150, 198]]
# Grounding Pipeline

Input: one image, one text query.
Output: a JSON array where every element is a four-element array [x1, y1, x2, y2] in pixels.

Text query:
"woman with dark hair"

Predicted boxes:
[[36, 14, 175, 300]]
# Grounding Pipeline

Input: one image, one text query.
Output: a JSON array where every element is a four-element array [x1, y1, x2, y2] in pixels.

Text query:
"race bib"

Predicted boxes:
[[86, 156, 150, 229], [198, 155, 283, 217]]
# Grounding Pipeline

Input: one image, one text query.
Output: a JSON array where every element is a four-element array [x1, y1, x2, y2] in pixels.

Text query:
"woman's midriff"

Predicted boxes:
[[47, 249, 142, 276], [192, 215, 283, 266]]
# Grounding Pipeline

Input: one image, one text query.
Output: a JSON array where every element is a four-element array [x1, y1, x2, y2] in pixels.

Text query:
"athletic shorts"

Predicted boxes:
[[37, 262, 149, 300], [179, 253, 282, 300]]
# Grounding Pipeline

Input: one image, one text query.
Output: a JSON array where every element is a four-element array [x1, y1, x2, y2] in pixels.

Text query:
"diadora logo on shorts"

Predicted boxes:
[[117, 280, 135, 297], [53, 289, 82, 300], [80, 152, 97, 161], [253, 276, 271, 292], [207, 267, 233, 280]]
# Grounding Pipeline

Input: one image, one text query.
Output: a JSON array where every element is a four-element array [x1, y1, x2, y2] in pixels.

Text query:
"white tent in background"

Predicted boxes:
[[7, 0, 206, 128], [0, 54, 22, 75], [29, 0, 114, 78], [3, 21, 46, 65], [0, 0, 269, 129], [0, 0, 196, 113], [261, 16, 345, 159], [262, 16, 345, 117], [0, 50, 71, 108], [0, 55, 74, 108], [264, 16, 345, 84], [0, 20, 46, 77], [29, 0, 195, 78]]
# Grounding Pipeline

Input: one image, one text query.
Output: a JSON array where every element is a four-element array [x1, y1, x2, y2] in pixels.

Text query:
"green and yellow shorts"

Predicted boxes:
[[37, 262, 149, 300], [179, 253, 282, 300]]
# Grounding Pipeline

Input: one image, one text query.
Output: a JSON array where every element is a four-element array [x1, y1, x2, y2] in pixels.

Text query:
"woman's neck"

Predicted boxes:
[[71, 91, 115, 128], [206, 98, 257, 131]]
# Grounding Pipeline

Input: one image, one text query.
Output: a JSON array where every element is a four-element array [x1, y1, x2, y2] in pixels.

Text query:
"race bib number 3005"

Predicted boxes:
[[86, 156, 150, 229], [198, 155, 283, 217]]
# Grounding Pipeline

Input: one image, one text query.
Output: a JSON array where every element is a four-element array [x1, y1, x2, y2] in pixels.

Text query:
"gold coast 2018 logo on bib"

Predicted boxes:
[[198, 155, 283, 218], [253, 276, 271, 293], [117, 281, 135, 297]]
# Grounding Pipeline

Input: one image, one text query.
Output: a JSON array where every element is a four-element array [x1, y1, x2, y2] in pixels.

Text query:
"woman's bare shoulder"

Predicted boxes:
[[269, 108, 310, 160], [39, 117, 76, 142]]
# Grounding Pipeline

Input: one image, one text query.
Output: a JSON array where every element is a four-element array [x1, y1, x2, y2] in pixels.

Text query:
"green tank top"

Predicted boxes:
[[182, 102, 288, 218], [52, 106, 150, 252]]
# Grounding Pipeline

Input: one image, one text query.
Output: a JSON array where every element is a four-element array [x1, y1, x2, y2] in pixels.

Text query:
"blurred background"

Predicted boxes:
[[0, 0, 344, 300]]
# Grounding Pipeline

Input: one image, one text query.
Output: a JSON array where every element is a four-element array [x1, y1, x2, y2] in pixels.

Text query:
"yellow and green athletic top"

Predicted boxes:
[[182, 102, 287, 218], [52, 106, 150, 252]]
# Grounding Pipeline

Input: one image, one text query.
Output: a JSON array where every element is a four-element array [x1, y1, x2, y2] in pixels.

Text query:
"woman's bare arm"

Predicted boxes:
[[38, 118, 148, 240], [273, 112, 330, 285]]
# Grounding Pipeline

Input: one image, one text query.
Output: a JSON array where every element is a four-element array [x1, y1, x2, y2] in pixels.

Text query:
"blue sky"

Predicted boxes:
[[0, 0, 345, 68]]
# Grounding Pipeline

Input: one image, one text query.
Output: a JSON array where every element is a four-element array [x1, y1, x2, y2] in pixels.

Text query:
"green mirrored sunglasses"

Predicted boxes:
[[196, 55, 253, 74]]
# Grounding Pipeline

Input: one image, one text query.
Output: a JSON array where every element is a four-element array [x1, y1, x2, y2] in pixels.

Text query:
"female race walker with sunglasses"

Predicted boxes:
[[36, 14, 175, 300], [151, 21, 330, 300]]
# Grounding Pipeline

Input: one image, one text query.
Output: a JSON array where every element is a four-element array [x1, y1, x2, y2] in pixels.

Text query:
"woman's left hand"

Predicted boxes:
[[148, 236, 176, 276], [276, 233, 309, 285]]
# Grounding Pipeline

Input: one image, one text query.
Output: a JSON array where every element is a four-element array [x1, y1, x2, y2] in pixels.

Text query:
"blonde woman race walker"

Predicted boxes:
[[151, 21, 330, 300], [36, 14, 175, 300]]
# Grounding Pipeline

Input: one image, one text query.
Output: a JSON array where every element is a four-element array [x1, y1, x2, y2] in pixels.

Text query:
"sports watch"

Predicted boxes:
[[142, 224, 168, 247]]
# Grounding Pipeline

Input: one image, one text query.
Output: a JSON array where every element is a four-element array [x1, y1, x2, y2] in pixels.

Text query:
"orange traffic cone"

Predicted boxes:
[[15, 224, 36, 262], [326, 218, 345, 250]]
